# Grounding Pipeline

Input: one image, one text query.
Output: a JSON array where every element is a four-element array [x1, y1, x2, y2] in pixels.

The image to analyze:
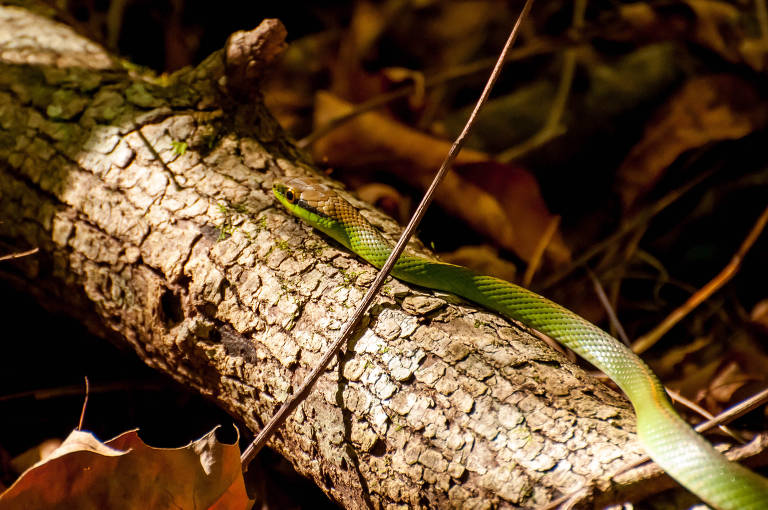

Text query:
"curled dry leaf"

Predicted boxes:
[[312, 92, 570, 266], [617, 75, 767, 209], [0, 427, 251, 510]]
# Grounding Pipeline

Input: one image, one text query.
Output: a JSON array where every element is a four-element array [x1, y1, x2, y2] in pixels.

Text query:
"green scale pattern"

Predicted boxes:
[[274, 177, 768, 509]]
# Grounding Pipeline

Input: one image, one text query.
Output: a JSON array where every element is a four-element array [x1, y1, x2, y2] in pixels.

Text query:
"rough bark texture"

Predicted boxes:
[[1, 4, 765, 509]]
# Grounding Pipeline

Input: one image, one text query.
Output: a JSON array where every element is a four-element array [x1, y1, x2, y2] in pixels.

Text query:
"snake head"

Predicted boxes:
[[273, 176, 355, 249], [273, 177, 335, 217]]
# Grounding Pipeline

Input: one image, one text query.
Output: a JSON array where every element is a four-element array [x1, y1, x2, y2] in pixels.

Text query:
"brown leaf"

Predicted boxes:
[[617, 75, 766, 209], [0, 427, 251, 510], [653, 331, 768, 415], [312, 92, 570, 266], [683, 0, 742, 64], [456, 161, 571, 266], [9, 439, 62, 475], [355, 182, 412, 225], [619, 1, 764, 69], [700, 360, 750, 412], [331, 1, 397, 101], [313, 90, 489, 169], [749, 298, 768, 334]]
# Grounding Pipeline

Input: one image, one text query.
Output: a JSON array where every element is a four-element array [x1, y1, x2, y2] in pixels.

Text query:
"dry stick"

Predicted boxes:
[[522, 215, 560, 288], [617, 386, 768, 477], [587, 268, 631, 346], [541, 386, 768, 510], [240, 0, 536, 469], [666, 388, 745, 445], [0, 247, 39, 262], [105, 0, 129, 50], [497, 0, 585, 162], [0, 381, 166, 402], [608, 225, 647, 332], [297, 40, 551, 149], [77, 376, 89, 431], [587, 270, 740, 439], [538, 170, 714, 291], [632, 203, 768, 354], [702, 386, 768, 432]]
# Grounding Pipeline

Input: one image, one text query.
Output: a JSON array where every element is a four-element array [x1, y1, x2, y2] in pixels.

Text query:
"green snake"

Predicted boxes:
[[273, 176, 768, 509]]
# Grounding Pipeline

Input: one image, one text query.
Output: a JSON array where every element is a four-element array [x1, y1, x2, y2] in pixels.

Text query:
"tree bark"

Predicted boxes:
[[0, 4, 765, 509]]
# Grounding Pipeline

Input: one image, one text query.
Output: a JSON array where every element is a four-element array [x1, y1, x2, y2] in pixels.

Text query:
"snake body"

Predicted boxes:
[[273, 176, 768, 509]]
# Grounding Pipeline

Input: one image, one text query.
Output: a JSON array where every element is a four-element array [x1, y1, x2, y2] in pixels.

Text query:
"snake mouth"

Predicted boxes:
[[296, 199, 330, 221]]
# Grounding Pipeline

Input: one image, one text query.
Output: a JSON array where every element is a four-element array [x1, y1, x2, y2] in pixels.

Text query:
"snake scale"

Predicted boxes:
[[273, 176, 768, 509]]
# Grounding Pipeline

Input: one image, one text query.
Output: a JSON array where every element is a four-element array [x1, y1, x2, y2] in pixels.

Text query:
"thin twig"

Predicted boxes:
[[666, 388, 745, 444], [587, 268, 631, 346], [105, 0, 129, 50], [497, 0, 585, 162], [538, 170, 714, 291], [0, 381, 166, 402], [632, 203, 768, 354], [298, 40, 552, 149], [541, 386, 768, 510], [700, 386, 768, 432], [607, 225, 647, 332], [522, 215, 560, 287], [77, 376, 89, 431], [0, 247, 39, 262], [240, 0, 536, 469]]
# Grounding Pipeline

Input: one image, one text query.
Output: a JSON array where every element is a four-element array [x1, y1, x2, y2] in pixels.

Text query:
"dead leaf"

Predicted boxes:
[[382, 67, 426, 109], [443, 43, 681, 155], [750, 298, 768, 333], [313, 90, 488, 168], [355, 182, 412, 225], [9, 439, 62, 475], [652, 330, 768, 416], [331, 1, 400, 101], [456, 161, 571, 265], [417, 0, 497, 67], [619, 1, 761, 69], [700, 360, 751, 412], [617, 75, 766, 209], [683, 0, 742, 63], [313, 92, 570, 266], [739, 37, 768, 72], [0, 427, 252, 510]]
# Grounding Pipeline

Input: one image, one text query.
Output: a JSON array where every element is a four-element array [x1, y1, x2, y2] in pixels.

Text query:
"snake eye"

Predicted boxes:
[[285, 189, 296, 203]]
